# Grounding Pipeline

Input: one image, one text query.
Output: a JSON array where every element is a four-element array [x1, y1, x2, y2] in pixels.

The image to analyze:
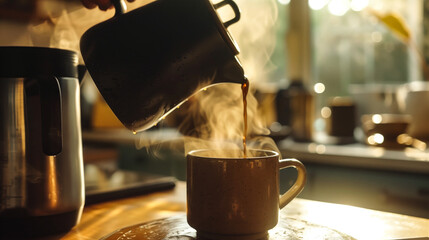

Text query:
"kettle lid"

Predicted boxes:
[[0, 46, 78, 78]]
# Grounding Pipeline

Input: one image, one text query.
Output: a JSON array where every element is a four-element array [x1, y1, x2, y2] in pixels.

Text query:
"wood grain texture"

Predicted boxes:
[[47, 182, 428, 240]]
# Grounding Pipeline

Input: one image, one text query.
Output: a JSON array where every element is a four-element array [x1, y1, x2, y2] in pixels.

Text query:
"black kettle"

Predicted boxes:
[[80, 0, 246, 132]]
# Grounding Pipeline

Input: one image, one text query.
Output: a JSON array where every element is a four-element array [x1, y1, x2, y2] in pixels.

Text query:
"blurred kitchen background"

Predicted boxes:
[[1, 0, 428, 218]]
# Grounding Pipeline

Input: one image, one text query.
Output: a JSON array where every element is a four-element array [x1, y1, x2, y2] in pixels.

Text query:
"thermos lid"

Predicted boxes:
[[0, 46, 78, 78]]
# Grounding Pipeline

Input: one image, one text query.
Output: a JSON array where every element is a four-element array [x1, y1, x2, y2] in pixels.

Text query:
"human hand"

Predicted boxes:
[[81, 0, 135, 11]]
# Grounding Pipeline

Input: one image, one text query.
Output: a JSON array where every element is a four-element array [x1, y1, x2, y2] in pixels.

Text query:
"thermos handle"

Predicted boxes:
[[112, 0, 127, 17], [214, 0, 241, 28], [24, 77, 63, 156], [39, 76, 63, 156]]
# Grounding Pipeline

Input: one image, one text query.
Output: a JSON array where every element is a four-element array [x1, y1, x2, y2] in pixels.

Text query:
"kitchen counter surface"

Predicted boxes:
[[83, 129, 429, 174], [53, 182, 428, 240], [280, 138, 429, 174]]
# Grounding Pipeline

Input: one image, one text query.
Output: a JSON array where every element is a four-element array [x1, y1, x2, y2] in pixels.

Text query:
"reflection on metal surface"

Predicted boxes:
[[47, 156, 59, 208], [1, 80, 26, 210], [101, 214, 356, 240]]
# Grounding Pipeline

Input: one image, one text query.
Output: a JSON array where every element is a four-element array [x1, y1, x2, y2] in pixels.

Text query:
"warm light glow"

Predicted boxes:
[[404, 147, 429, 160], [315, 144, 326, 154], [397, 134, 413, 145], [321, 107, 332, 118], [367, 135, 375, 145], [307, 143, 326, 154], [309, 0, 330, 10], [277, 0, 290, 5], [297, 200, 391, 239], [371, 147, 385, 157], [328, 0, 350, 16], [371, 32, 383, 43], [374, 133, 384, 144], [371, 114, 382, 124], [270, 122, 283, 132], [350, 0, 369, 11], [412, 139, 427, 151], [307, 143, 317, 153], [368, 133, 384, 145], [314, 82, 326, 93]]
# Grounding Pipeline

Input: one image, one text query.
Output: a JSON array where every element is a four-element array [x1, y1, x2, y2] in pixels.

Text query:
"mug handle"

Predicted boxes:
[[214, 0, 241, 28], [279, 158, 307, 209]]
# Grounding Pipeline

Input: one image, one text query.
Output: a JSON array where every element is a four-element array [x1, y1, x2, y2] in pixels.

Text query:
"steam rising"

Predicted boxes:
[[176, 0, 281, 158], [225, 0, 279, 87], [178, 83, 274, 157], [137, 81, 279, 158], [137, 0, 281, 158]]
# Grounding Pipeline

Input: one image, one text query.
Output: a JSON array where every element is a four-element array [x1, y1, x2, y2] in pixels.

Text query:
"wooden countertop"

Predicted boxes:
[[56, 182, 428, 240]]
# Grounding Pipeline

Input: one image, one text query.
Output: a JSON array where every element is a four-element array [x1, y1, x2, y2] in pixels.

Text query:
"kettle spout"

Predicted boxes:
[[213, 56, 246, 85]]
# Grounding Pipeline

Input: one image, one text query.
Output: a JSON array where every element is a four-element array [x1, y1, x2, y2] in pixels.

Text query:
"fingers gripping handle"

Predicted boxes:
[[279, 158, 307, 209]]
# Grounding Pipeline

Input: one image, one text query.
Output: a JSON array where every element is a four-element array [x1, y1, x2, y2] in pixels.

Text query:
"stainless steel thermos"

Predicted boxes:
[[0, 47, 84, 237]]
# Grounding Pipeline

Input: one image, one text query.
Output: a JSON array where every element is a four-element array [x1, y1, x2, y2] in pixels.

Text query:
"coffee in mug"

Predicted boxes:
[[187, 149, 306, 240]]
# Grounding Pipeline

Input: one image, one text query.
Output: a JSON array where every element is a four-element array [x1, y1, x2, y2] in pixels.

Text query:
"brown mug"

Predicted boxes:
[[187, 149, 307, 240]]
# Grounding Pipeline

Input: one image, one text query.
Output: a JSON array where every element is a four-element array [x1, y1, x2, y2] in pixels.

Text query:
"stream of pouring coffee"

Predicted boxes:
[[242, 78, 249, 158]]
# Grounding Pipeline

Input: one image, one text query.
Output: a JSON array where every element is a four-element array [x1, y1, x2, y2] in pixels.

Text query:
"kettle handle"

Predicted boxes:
[[214, 0, 241, 28], [112, 0, 127, 17]]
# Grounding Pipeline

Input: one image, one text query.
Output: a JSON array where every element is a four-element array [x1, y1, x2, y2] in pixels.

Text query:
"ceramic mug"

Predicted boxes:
[[187, 149, 307, 240]]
